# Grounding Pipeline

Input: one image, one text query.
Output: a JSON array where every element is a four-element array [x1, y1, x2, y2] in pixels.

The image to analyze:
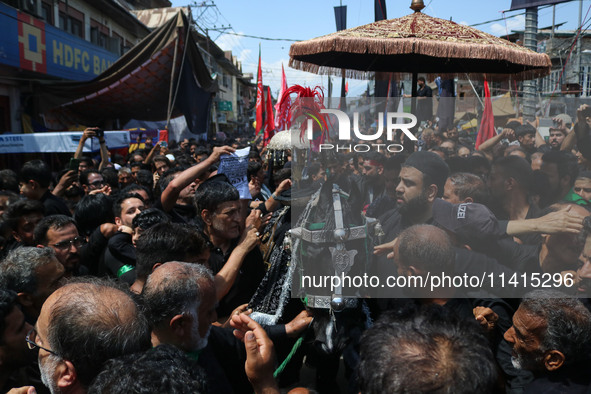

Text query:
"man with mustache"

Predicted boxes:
[[504, 290, 591, 393]]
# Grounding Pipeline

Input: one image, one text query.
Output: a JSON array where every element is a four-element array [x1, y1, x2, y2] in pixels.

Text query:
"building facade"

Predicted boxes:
[[0, 0, 161, 132]]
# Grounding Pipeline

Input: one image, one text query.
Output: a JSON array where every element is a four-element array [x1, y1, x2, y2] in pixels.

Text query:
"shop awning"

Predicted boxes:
[[37, 10, 216, 135]]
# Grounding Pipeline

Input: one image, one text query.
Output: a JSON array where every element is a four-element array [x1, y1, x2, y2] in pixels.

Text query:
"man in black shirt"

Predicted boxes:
[[504, 290, 591, 393], [195, 180, 265, 319], [19, 160, 70, 217]]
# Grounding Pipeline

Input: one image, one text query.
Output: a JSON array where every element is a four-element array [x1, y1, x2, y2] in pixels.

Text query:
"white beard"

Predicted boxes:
[[189, 314, 212, 352], [39, 354, 62, 394], [194, 325, 211, 351]]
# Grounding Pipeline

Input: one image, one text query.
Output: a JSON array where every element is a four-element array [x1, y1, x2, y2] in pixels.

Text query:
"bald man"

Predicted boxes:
[[30, 278, 151, 394]]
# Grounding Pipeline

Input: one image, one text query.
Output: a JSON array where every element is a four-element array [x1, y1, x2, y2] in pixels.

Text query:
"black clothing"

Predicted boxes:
[[102, 232, 136, 284], [39, 190, 71, 217], [416, 84, 433, 124], [444, 298, 533, 393], [497, 204, 543, 245], [81, 226, 110, 276], [155, 200, 196, 224], [204, 235, 266, 318], [524, 363, 591, 393], [366, 195, 396, 219], [203, 323, 291, 394], [355, 176, 386, 210]]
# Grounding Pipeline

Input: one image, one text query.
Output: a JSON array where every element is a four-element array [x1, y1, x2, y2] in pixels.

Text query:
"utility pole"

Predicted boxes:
[[576, 0, 583, 91], [523, 7, 538, 121]]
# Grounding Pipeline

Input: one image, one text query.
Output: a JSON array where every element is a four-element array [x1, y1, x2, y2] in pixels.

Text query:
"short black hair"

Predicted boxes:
[[195, 146, 209, 155], [247, 161, 263, 181], [135, 223, 206, 281], [0, 169, 19, 193], [515, 123, 536, 139], [493, 155, 533, 192], [88, 344, 208, 394], [152, 155, 171, 167], [74, 194, 114, 236], [101, 168, 119, 189], [542, 150, 579, 189], [20, 159, 52, 188], [113, 193, 144, 219], [383, 156, 404, 173], [131, 208, 170, 230], [194, 181, 239, 213], [33, 215, 77, 245], [79, 156, 94, 168], [135, 169, 154, 191], [121, 184, 153, 204], [504, 120, 522, 131], [466, 155, 490, 175], [3, 199, 45, 231], [79, 169, 101, 186], [158, 168, 183, 195], [358, 305, 497, 394]]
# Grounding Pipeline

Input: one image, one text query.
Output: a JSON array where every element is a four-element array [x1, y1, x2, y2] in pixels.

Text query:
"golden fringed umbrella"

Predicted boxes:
[[289, 0, 551, 83]]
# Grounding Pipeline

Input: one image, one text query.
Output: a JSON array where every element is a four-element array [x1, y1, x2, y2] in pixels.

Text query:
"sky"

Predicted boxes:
[[170, 0, 588, 97]]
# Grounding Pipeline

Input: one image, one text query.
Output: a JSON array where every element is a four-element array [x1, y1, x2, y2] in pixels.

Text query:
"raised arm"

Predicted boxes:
[[97, 133, 109, 171], [160, 145, 235, 212], [478, 128, 513, 153], [143, 141, 162, 165], [74, 128, 99, 159]]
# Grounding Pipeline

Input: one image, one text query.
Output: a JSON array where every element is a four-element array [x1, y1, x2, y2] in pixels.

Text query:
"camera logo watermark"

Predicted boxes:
[[308, 109, 418, 153]]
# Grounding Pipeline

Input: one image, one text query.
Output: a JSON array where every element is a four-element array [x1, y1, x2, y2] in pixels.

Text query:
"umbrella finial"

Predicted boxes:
[[410, 0, 425, 12]]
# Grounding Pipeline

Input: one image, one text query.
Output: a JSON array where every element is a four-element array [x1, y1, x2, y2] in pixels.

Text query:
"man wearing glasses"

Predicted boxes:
[[19, 278, 151, 394], [34, 215, 87, 278], [79, 170, 109, 196]]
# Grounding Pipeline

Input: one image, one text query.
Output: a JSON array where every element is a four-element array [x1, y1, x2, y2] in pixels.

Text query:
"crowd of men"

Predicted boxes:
[[0, 102, 591, 394]]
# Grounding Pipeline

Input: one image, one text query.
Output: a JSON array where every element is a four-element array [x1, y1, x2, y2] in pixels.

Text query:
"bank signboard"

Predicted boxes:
[[0, 2, 118, 80]]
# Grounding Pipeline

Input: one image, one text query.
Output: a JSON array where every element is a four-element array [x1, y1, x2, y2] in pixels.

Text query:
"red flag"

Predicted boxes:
[[274, 64, 288, 130], [255, 46, 265, 136], [264, 86, 275, 145], [475, 80, 495, 150]]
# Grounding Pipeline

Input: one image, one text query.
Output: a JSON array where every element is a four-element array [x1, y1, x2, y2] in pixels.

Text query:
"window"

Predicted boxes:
[[41, 2, 52, 24], [58, 11, 83, 39]]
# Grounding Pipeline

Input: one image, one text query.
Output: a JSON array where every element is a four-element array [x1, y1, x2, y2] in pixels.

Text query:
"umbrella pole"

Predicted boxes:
[[406, 71, 418, 152], [411, 72, 418, 114]]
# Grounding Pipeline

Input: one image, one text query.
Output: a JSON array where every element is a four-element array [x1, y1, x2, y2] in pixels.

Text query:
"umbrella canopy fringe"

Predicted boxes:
[[290, 37, 551, 69], [288, 58, 550, 82]]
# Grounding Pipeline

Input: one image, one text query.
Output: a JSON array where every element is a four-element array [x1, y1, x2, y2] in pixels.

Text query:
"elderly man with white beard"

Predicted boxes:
[[504, 290, 591, 393], [141, 261, 238, 393], [141, 261, 312, 394]]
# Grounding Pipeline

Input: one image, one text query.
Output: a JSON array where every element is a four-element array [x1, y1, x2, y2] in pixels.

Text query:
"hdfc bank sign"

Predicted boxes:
[[310, 109, 418, 153]]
